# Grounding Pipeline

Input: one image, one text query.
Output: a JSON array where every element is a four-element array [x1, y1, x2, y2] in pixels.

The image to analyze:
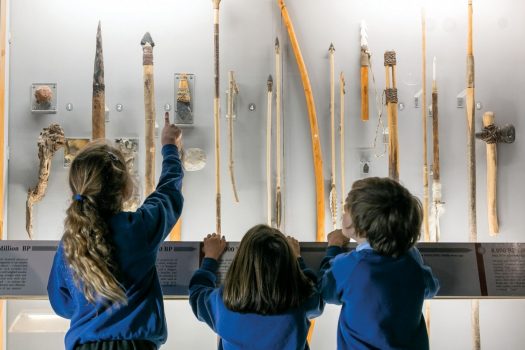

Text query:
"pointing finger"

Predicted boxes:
[[164, 112, 170, 126]]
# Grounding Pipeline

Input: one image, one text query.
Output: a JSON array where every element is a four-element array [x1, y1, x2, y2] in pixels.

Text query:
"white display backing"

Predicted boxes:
[[4, 0, 525, 348]]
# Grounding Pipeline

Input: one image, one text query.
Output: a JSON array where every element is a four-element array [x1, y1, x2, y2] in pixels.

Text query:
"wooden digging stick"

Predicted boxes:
[[384, 51, 400, 181], [329, 43, 337, 230], [213, 0, 222, 235], [275, 38, 283, 230], [360, 20, 370, 122], [466, 1, 480, 349], [475, 113, 515, 235], [26, 125, 66, 239], [431, 57, 442, 243], [228, 71, 240, 203], [141, 32, 157, 197], [421, 11, 430, 243], [92, 21, 105, 140], [279, 0, 325, 241], [266, 75, 273, 226], [340, 72, 346, 214]]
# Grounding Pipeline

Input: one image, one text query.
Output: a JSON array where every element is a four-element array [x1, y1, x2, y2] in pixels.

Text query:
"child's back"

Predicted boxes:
[[320, 177, 439, 350], [189, 226, 324, 350], [48, 114, 183, 350]]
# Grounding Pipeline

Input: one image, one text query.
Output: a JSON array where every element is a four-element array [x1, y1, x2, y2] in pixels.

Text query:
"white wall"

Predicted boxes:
[[5, 0, 525, 348]]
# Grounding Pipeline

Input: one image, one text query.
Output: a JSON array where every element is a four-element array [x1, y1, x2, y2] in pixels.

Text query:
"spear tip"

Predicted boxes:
[[329, 42, 335, 52], [141, 32, 155, 47], [275, 37, 280, 53], [267, 75, 273, 91]]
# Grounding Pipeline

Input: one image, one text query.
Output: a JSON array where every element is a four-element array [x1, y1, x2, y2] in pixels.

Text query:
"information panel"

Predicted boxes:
[[1, 241, 524, 299]]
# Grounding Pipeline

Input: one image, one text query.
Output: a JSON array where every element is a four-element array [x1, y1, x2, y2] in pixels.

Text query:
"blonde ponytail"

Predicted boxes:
[[62, 142, 132, 305]]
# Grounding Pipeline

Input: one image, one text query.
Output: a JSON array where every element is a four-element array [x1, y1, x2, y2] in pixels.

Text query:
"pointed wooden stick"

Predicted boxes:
[[279, 0, 325, 240], [275, 38, 283, 230], [141, 32, 157, 197], [92, 21, 105, 140], [266, 75, 273, 226], [227, 71, 240, 203], [212, 0, 222, 235], [422, 11, 430, 243], [340, 72, 346, 214], [466, 1, 480, 349], [328, 43, 337, 230], [431, 57, 443, 243]]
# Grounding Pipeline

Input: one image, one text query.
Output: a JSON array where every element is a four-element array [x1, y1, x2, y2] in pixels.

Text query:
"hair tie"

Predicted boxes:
[[73, 194, 85, 202]]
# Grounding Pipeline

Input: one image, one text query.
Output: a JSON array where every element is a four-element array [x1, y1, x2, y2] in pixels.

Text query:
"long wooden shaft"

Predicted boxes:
[[432, 83, 440, 182], [92, 22, 105, 140], [275, 38, 283, 229], [467, 1, 479, 350], [142, 34, 156, 197], [340, 73, 346, 212], [329, 44, 337, 229], [0, 1, 7, 346], [228, 71, 239, 203], [266, 76, 273, 226], [213, 0, 222, 235], [279, 0, 325, 241], [384, 53, 399, 181], [483, 112, 499, 235], [0, 0, 7, 240], [422, 12, 432, 336], [432, 76, 442, 243], [422, 12, 430, 243]]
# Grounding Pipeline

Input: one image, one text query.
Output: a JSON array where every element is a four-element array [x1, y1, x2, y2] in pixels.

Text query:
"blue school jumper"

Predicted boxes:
[[319, 242, 439, 350], [189, 257, 324, 350], [47, 144, 183, 350]]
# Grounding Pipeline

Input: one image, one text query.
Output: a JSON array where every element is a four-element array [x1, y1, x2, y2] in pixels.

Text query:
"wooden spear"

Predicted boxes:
[[384, 51, 400, 181], [466, 1, 480, 349], [431, 57, 443, 243], [227, 71, 240, 203], [212, 0, 222, 235], [278, 0, 325, 241], [329, 44, 337, 230], [421, 11, 430, 243], [275, 38, 283, 230], [141, 32, 157, 197], [92, 21, 105, 140], [340, 72, 346, 215], [360, 20, 370, 122], [266, 75, 273, 226]]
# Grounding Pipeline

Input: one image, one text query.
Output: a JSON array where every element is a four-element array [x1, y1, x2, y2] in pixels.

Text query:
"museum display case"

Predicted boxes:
[[0, 0, 524, 348]]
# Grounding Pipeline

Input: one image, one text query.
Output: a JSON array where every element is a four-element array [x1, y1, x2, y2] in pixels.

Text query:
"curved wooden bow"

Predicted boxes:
[[278, 0, 325, 241]]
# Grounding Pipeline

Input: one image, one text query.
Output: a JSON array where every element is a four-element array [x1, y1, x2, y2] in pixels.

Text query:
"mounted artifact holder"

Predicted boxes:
[[31, 83, 57, 114], [475, 112, 515, 235], [175, 73, 195, 125]]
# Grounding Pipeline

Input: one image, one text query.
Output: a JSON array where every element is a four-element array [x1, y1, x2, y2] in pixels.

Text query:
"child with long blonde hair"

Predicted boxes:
[[189, 225, 324, 350], [48, 113, 183, 350]]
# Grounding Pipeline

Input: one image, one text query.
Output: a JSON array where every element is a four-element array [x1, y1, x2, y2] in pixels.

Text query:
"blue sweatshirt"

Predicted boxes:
[[47, 144, 183, 350], [319, 242, 439, 350], [189, 257, 324, 350]]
